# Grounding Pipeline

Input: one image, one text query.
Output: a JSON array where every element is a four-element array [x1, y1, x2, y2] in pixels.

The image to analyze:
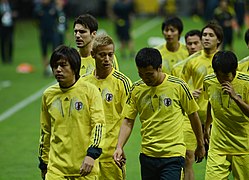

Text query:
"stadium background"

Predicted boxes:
[[0, 0, 248, 179]]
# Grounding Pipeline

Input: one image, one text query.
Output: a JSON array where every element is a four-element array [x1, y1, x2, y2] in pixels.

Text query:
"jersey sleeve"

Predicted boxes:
[[122, 85, 138, 120], [88, 85, 105, 154], [38, 94, 51, 170], [179, 81, 199, 115]]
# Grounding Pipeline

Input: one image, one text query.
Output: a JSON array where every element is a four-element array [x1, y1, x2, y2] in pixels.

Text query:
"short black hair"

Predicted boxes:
[[161, 16, 183, 35], [201, 21, 223, 47], [135, 47, 162, 69], [50, 45, 81, 80], [73, 14, 98, 33], [185, 29, 201, 42], [212, 51, 238, 74]]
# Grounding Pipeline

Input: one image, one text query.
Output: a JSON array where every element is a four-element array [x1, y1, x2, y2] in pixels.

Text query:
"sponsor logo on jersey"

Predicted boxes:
[[106, 93, 113, 102], [163, 98, 172, 106], [75, 102, 83, 110]]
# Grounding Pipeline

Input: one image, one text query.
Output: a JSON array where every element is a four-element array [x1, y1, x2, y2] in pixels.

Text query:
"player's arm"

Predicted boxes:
[[38, 95, 51, 179], [80, 87, 105, 176], [113, 117, 135, 167], [188, 112, 205, 163], [80, 123, 104, 176], [222, 81, 249, 117], [204, 101, 212, 145]]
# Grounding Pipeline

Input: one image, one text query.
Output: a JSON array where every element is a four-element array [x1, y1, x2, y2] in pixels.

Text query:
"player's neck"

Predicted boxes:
[[204, 47, 217, 55], [94, 67, 112, 79], [79, 45, 92, 58], [166, 42, 179, 52]]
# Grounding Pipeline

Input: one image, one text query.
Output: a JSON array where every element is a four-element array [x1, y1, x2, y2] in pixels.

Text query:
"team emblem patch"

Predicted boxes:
[[75, 102, 83, 110], [106, 93, 113, 102], [163, 98, 172, 106]]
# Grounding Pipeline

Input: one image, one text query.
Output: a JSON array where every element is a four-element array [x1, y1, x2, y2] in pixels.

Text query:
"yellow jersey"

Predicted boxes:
[[82, 68, 132, 162], [39, 78, 105, 176], [238, 56, 249, 73], [156, 43, 188, 75], [123, 74, 199, 158], [203, 72, 249, 154], [182, 50, 217, 122]]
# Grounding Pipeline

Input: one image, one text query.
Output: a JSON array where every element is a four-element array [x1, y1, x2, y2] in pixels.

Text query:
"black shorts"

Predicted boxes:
[[139, 153, 185, 180]]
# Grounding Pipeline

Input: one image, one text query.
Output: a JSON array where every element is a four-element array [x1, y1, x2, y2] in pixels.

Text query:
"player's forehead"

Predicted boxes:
[[203, 27, 216, 35], [74, 24, 89, 30], [186, 35, 200, 42]]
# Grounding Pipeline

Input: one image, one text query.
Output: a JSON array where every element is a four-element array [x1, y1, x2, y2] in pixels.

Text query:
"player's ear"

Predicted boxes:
[[92, 31, 97, 38]]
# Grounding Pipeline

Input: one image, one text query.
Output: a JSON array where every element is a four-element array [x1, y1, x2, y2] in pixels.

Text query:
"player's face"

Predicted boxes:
[[138, 65, 163, 86], [52, 59, 75, 87], [74, 24, 96, 49], [215, 71, 234, 84], [163, 25, 180, 44], [91, 44, 114, 70], [186, 35, 202, 55], [201, 28, 220, 50]]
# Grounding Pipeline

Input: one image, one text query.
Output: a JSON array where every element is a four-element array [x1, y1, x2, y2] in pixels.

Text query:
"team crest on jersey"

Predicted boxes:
[[106, 93, 113, 102], [75, 102, 83, 110], [163, 98, 172, 106]]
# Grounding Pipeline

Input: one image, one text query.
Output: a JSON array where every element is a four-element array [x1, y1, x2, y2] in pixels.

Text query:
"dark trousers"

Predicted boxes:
[[139, 153, 185, 180], [1, 26, 13, 64]]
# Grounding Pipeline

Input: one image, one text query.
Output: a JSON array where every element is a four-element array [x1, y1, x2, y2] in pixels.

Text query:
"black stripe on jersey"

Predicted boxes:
[[112, 71, 131, 95], [204, 74, 216, 81], [168, 76, 193, 100], [130, 80, 144, 91], [237, 73, 249, 81], [92, 124, 102, 147]]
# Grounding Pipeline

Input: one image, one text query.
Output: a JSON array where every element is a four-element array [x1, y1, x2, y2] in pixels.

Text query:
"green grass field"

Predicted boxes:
[[0, 16, 247, 179]]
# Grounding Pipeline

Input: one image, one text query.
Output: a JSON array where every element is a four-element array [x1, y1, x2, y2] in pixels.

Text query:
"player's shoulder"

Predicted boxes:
[[204, 73, 216, 83], [239, 56, 249, 64], [43, 83, 60, 95], [167, 75, 187, 85], [112, 69, 131, 82], [237, 71, 249, 82], [130, 79, 144, 91]]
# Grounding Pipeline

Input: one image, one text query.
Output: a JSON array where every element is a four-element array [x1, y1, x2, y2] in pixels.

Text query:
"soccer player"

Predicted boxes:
[[113, 47, 205, 180], [73, 14, 119, 76], [213, 0, 234, 51], [238, 29, 249, 73], [38, 45, 105, 179], [33, 0, 58, 77], [156, 16, 189, 74], [171, 29, 202, 78], [112, 0, 135, 60], [203, 51, 249, 179], [182, 21, 223, 124], [82, 33, 132, 180], [171, 29, 202, 180]]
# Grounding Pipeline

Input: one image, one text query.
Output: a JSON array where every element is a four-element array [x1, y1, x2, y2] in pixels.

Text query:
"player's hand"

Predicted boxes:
[[221, 82, 236, 99], [80, 156, 94, 176], [192, 88, 202, 99], [41, 169, 47, 180], [194, 144, 205, 163], [113, 147, 126, 168]]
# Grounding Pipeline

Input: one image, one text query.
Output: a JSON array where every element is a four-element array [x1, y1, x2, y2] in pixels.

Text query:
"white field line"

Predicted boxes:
[[0, 82, 55, 122], [0, 17, 161, 122]]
